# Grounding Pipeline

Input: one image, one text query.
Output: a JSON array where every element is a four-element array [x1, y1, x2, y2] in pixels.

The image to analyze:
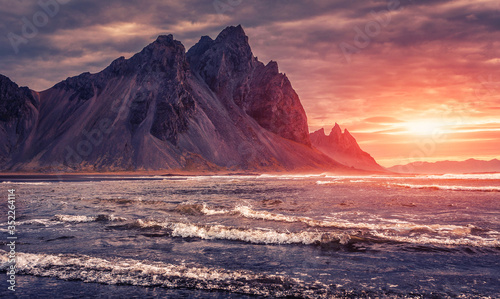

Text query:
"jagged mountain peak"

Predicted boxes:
[[137, 34, 185, 61], [199, 35, 214, 42], [187, 25, 253, 72], [101, 33, 188, 79], [154, 34, 175, 44], [311, 123, 385, 172], [265, 60, 279, 73], [313, 128, 326, 136], [215, 25, 247, 43], [330, 123, 342, 136]]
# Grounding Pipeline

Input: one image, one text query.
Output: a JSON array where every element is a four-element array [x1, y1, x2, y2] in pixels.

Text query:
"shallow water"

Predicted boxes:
[[1, 174, 499, 298]]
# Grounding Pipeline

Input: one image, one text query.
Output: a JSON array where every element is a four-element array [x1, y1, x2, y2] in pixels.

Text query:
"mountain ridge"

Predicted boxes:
[[388, 158, 500, 174], [0, 26, 352, 173], [3, 29, 491, 175]]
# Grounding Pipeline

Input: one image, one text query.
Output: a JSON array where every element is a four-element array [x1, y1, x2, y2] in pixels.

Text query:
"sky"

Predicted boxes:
[[0, 0, 499, 167]]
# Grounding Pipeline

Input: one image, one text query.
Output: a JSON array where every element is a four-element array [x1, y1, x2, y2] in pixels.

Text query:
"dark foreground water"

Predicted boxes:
[[1, 174, 499, 298]]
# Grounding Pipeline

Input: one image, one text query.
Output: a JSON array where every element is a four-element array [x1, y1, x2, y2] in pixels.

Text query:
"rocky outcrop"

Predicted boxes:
[[310, 123, 385, 172], [0, 26, 346, 173]]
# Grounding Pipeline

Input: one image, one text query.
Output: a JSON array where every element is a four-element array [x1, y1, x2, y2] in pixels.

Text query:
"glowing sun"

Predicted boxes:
[[404, 119, 446, 136]]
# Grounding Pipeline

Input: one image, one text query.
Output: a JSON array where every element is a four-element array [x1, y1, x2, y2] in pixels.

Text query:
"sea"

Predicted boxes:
[[0, 173, 499, 298]]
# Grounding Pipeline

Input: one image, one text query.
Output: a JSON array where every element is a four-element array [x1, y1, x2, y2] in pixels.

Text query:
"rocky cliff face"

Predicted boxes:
[[0, 26, 343, 172], [0, 75, 39, 166], [310, 123, 385, 172], [187, 25, 311, 146]]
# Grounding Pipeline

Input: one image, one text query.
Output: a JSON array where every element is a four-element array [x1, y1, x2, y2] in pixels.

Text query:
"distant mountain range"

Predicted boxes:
[[0, 25, 384, 173], [388, 159, 500, 174], [310, 123, 385, 172]]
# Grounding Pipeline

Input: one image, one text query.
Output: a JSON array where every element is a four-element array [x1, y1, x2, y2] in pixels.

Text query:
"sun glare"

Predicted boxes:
[[404, 120, 446, 136]]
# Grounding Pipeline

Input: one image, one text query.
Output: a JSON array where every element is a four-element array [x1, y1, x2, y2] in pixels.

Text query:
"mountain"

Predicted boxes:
[[0, 25, 349, 173], [388, 159, 500, 174], [310, 123, 386, 172]]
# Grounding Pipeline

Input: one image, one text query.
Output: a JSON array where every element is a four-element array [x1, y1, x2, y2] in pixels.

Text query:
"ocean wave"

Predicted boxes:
[[259, 174, 327, 179], [16, 219, 54, 226], [124, 216, 500, 249], [27, 209, 499, 249], [316, 180, 341, 185], [186, 175, 259, 181], [315, 179, 368, 185], [52, 214, 127, 223], [190, 205, 500, 248], [131, 219, 351, 246], [369, 231, 500, 248], [391, 183, 500, 192], [174, 203, 230, 216], [17, 215, 128, 226], [0, 250, 332, 298], [1, 181, 52, 185], [209, 205, 471, 233], [424, 173, 500, 180]]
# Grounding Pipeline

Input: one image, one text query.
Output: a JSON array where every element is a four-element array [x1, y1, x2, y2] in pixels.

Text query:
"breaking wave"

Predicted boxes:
[[182, 205, 500, 248], [0, 250, 332, 298], [315, 180, 340, 185], [424, 173, 500, 180], [131, 219, 352, 246], [53, 214, 127, 222], [18, 214, 127, 226], [174, 203, 230, 216], [120, 217, 500, 249]]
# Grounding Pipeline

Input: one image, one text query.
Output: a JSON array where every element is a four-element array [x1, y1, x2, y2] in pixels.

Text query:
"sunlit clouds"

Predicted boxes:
[[0, 0, 498, 166]]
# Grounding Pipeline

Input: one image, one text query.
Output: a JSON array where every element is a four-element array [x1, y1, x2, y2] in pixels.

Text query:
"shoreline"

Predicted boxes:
[[0, 167, 394, 180]]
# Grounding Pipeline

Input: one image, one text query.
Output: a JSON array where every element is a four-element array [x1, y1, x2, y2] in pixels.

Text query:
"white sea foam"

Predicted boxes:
[[391, 183, 500, 192], [17, 219, 54, 226], [259, 174, 327, 179], [0, 250, 330, 298], [316, 179, 367, 185], [1, 181, 52, 185], [186, 175, 259, 181], [18, 216, 124, 227], [234, 205, 304, 223], [316, 180, 341, 185], [369, 231, 500, 247], [53, 214, 127, 223], [53, 215, 95, 223], [200, 204, 230, 215], [174, 203, 230, 216], [424, 173, 500, 180]]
